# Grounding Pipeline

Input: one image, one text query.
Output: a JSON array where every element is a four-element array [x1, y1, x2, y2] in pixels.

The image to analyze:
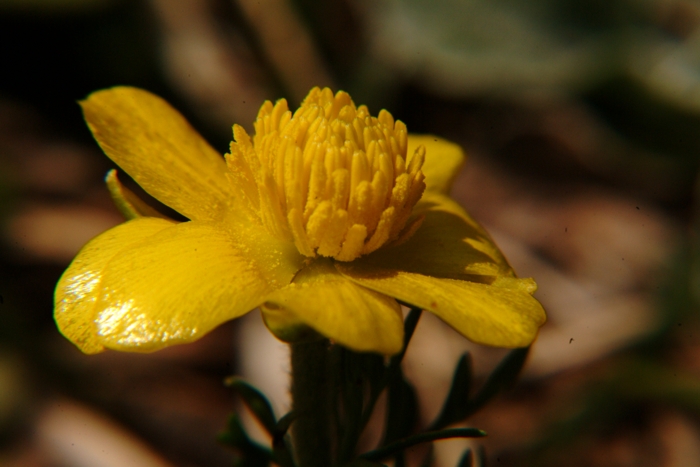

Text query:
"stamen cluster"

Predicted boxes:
[[226, 87, 426, 261]]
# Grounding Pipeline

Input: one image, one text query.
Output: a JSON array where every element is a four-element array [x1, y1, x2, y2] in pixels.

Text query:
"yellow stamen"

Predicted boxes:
[[226, 87, 426, 261]]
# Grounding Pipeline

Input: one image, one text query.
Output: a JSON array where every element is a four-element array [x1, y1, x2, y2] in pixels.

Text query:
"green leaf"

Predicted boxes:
[[383, 375, 419, 444], [272, 411, 299, 467], [429, 353, 473, 430], [272, 435, 296, 467], [466, 347, 530, 415], [337, 348, 370, 462], [340, 308, 424, 464], [273, 410, 298, 439], [364, 352, 389, 398], [457, 448, 473, 467], [388, 307, 422, 374], [218, 414, 273, 467], [343, 460, 388, 467], [360, 428, 486, 462], [225, 377, 277, 435], [429, 348, 527, 431], [219, 414, 247, 448], [366, 307, 422, 426]]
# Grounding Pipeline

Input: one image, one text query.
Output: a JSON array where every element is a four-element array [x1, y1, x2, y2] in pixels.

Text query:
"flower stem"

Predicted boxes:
[[290, 339, 332, 467]]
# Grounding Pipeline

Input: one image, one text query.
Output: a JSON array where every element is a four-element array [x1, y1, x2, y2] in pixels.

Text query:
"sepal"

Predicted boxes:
[[105, 169, 170, 220]]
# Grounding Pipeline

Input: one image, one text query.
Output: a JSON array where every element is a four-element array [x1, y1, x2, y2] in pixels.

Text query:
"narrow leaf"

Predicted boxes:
[[272, 435, 296, 467], [383, 376, 419, 444], [370, 307, 422, 420], [360, 428, 486, 462], [429, 353, 473, 430], [338, 348, 369, 463], [343, 460, 388, 467], [272, 411, 299, 467], [225, 377, 277, 435], [388, 306, 422, 373], [274, 410, 299, 439], [457, 449, 473, 467], [218, 414, 273, 467], [466, 347, 530, 415]]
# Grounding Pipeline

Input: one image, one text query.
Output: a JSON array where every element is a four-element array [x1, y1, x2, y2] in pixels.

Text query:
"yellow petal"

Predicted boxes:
[[359, 192, 513, 281], [408, 135, 465, 194], [80, 87, 231, 222], [55, 217, 176, 354], [105, 169, 171, 220], [92, 221, 304, 352], [260, 306, 323, 344], [337, 264, 546, 348], [263, 259, 404, 355]]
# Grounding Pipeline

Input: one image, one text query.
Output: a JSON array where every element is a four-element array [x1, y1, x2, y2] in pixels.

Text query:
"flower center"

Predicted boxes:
[[225, 87, 426, 261]]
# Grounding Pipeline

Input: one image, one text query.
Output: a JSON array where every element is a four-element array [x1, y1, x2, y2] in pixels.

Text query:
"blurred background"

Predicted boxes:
[[1, 0, 700, 465]]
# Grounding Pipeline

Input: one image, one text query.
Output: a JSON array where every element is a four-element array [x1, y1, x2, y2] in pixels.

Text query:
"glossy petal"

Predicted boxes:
[[55, 217, 176, 354], [80, 87, 232, 221], [105, 169, 171, 220], [92, 221, 304, 352], [360, 192, 513, 281], [262, 259, 405, 355], [337, 265, 545, 348], [408, 135, 465, 194]]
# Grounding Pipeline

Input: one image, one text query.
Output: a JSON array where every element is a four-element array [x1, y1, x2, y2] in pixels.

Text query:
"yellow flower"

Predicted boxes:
[[55, 87, 545, 356]]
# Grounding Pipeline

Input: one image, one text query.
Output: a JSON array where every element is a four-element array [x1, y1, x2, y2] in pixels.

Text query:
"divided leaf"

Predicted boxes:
[[226, 377, 278, 435], [429, 353, 473, 430], [219, 413, 273, 467]]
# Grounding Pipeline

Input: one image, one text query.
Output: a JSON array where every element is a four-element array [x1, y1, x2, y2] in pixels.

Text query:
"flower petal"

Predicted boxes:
[[359, 192, 514, 281], [105, 169, 171, 220], [408, 135, 465, 194], [336, 264, 546, 348], [263, 259, 404, 355], [92, 221, 304, 352], [80, 87, 231, 221], [55, 217, 176, 354]]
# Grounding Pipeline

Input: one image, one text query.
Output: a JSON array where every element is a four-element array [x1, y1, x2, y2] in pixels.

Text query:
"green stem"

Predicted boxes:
[[290, 339, 332, 467]]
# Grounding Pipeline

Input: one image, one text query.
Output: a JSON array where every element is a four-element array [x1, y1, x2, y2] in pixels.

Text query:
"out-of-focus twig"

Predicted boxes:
[[235, 0, 335, 104], [149, 0, 270, 130]]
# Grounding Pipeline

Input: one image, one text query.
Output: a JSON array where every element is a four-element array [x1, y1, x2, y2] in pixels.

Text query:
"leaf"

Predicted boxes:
[[363, 351, 389, 399], [273, 410, 299, 439], [272, 435, 296, 467], [218, 414, 273, 467], [272, 411, 299, 467], [343, 460, 388, 467], [389, 306, 423, 371], [428, 347, 530, 430], [429, 353, 473, 430], [466, 347, 530, 415], [341, 308, 423, 464], [383, 375, 419, 444], [225, 377, 277, 435], [457, 448, 473, 467], [360, 428, 486, 462], [337, 347, 376, 463]]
